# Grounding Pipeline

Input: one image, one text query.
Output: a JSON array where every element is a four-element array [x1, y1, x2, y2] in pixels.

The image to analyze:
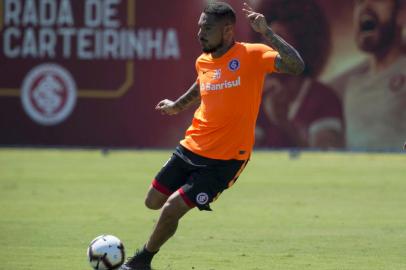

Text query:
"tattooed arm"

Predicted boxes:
[[155, 82, 201, 115], [242, 3, 305, 75], [263, 30, 305, 75]]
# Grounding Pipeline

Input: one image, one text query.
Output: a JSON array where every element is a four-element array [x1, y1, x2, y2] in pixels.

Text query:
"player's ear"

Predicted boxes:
[[223, 24, 234, 38]]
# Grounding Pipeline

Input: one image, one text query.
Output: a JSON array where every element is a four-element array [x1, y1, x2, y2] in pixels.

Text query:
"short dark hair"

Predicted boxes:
[[257, 0, 331, 78], [204, 1, 236, 24]]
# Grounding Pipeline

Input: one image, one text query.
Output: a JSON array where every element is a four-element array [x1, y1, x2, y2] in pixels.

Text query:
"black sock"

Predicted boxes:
[[136, 245, 159, 265]]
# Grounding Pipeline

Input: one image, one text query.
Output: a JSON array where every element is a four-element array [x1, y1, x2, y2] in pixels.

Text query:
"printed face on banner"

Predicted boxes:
[[354, 0, 399, 53]]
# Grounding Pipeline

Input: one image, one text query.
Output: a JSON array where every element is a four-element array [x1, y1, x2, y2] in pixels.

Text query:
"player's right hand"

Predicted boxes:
[[155, 99, 180, 115], [242, 2, 270, 35]]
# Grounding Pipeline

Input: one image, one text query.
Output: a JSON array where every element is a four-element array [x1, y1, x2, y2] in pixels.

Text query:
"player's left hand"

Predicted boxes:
[[242, 2, 270, 35], [155, 99, 179, 115]]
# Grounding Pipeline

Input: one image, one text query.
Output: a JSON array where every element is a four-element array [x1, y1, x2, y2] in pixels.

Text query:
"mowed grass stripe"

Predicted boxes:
[[0, 149, 405, 270]]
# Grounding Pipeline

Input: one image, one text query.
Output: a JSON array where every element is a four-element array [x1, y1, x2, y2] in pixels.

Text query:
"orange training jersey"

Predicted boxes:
[[180, 42, 278, 160]]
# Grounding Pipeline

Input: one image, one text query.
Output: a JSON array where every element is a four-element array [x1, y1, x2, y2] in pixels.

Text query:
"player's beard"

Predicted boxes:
[[201, 33, 225, 53], [202, 40, 225, 53]]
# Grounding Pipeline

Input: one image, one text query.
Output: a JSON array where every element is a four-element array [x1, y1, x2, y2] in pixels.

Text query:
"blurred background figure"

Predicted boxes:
[[330, 0, 406, 151], [253, 0, 344, 149]]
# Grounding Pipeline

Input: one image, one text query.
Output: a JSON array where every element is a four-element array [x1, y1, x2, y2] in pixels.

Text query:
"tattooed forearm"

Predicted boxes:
[[264, 29, 305, 75], [174, 82, 201, 112]]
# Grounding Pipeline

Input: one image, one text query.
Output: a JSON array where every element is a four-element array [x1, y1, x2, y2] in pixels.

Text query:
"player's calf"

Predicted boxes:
[[145, 191, 192, 252]]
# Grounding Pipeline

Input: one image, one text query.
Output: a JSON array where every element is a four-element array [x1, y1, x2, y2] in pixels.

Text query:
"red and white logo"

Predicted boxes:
[[21, 64, 77, 126]]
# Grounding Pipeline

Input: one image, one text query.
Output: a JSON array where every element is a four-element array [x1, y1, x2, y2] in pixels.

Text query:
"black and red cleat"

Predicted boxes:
[[119, 246, 157, 270]]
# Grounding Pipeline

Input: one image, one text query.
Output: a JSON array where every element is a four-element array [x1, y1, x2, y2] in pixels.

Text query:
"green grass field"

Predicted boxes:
[[0, 149, 405, 270]]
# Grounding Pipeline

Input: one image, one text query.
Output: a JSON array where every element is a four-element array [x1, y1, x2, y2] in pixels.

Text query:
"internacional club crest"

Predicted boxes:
[[196, 192, 209, 205], [21, 63, 77, 126], [228, 59, 240, 71]]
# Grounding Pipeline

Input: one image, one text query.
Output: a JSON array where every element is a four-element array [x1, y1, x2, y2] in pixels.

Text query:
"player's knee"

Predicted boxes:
[[144, 196, 164, 210], [144, 186, 169, 210]]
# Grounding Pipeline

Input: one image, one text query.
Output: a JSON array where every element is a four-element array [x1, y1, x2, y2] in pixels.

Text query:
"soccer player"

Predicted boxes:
[[120, 2, 304, 270]]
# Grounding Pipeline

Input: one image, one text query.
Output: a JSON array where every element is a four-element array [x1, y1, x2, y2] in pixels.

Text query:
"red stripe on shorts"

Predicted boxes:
[[152, 179, 172, 196], [178, 188, 196, 208]]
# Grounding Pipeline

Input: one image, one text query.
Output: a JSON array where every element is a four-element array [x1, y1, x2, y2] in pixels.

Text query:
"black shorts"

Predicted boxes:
[[152, 145, 249, 211]]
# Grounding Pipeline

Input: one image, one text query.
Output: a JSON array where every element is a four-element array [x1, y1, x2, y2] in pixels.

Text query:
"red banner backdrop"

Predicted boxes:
[[0, 0, 254, 147], [0, 0, 192, 147], [1, 0, 405, 150]]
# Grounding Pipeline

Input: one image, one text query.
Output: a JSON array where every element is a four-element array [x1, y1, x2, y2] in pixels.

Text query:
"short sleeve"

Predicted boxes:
[[262, 50, 279, 74], [304, 82, 344, 135], [248, 43, 278, 74]]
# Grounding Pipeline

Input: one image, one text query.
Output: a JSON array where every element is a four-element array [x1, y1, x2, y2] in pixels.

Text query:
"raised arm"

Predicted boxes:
[[242, 3, 305, 75], [155, 82, 201, 115]]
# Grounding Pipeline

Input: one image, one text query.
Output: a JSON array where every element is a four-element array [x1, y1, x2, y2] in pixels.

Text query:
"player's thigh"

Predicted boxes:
[[146, 153, 190, 209]]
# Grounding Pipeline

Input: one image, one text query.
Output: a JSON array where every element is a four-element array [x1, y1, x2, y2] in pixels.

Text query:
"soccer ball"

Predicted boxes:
[[87, 235, 125, 270]]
